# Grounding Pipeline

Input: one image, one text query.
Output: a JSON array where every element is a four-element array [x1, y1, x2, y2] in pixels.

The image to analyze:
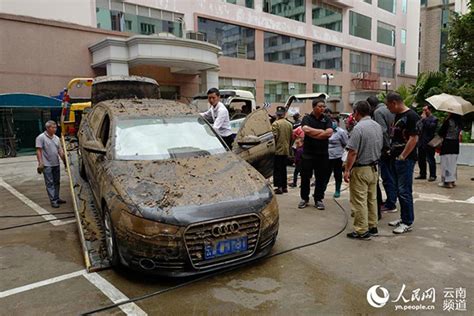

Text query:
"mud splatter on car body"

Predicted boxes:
[[78, 77, 278, 275]]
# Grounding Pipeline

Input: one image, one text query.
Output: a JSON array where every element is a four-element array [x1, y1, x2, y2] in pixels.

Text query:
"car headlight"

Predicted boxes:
[[113, 209, 182, 240], [260, 195, 279, 230]]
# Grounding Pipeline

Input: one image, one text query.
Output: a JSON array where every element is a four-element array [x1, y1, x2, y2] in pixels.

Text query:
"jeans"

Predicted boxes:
[[273, 155, 288, 189], [300, 156, 330, 202], [418, 146, 436, 178], [379, 157, 397, 209], [43, 165, 60, 203], [292, 163, 301, 186], [390, 159, 416, 226]]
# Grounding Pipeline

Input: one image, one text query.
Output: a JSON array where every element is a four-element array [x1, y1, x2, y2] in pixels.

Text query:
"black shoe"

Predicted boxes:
[[57, 198, 66, 204], [274, 188, 283, 195], [415, 175, 426, 180], [51, 202, 60, 208], [289, 184, 297, 188], [428, 176, 437, 182], [282, 188, 288, 193], [315, 200, 325, 210], [298, 199, 308, 209], [369, 227, 379, 236], [346, 231, 371, 240]]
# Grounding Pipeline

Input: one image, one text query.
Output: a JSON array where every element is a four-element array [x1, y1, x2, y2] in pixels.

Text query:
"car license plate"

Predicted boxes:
[[204, 236, 248, 260]]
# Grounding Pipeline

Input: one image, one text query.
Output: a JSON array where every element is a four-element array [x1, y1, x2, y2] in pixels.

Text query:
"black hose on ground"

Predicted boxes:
[[80, 198, 349, 315], [0, 212, 74, 218], [0, 216, 76, 231]]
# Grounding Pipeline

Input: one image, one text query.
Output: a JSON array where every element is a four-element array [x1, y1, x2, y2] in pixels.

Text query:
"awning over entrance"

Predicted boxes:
[[89, 34, 222, 92], [0, 93, 62, 108]]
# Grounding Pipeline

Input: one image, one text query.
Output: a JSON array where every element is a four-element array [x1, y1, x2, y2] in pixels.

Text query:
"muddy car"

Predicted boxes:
[[78, 78, 278, 276]]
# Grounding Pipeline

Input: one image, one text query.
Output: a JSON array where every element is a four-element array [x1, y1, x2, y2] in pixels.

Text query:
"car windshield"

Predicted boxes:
[[115, 116, 227, 160]]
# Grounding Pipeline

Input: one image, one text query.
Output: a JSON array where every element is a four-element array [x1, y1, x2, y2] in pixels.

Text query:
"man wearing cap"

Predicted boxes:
[[200, 87, 234, 149], [298, 99, 333, 210], [272, 106, 293, 194]]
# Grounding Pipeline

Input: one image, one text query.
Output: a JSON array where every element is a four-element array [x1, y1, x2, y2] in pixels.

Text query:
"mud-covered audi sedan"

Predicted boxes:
[[78, 91, 278, 276]]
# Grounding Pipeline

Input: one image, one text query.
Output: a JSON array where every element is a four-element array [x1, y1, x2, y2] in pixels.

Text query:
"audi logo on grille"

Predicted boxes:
[[211, 221, 240, 237]]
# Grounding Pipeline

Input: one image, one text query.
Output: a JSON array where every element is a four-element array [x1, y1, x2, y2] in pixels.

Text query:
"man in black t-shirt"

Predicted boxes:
[[298, 99, 333, 210], [386, 92, 420, 234]]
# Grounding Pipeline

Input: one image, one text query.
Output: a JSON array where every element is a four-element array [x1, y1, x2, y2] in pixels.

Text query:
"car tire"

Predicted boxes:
[[103, 206, 120, 267], [79, 155, 88, 181]]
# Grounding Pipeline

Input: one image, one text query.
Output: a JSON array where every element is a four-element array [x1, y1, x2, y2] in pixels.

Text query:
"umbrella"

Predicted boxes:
[[426, 93, 474, 116]]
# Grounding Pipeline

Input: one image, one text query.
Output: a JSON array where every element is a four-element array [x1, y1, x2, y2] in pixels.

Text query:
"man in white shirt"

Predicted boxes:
[[200, 88, 234, 148]]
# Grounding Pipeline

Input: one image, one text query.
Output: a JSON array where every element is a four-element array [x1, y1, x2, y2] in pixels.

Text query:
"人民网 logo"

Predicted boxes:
[[367, 285, 390, 308]]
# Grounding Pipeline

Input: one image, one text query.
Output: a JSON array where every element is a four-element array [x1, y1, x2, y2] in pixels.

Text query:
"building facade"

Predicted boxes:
[[419, 0, 470, 73], [0, 0, 421, 113]]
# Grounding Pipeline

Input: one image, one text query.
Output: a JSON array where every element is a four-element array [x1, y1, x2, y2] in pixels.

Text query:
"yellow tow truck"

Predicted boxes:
[[60, 78, 93, 136]]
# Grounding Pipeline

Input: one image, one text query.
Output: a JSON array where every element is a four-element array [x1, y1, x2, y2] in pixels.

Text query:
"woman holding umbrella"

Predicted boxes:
[[426, 93, 473, 188], [437, 113, 462, 188]]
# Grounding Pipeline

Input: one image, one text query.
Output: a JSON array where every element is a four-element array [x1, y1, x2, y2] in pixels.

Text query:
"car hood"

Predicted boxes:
[[108, 152, 272, 226]]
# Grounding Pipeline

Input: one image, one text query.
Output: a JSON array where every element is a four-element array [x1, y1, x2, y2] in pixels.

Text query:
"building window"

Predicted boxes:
[[377, 57, 395, 78], [402, 0, 407, 13], [219, 77, 256, 96], [363, 0, 372, 3], [264, 81, 306, 103], [313, 84, 342, 97], [312, 1, 343, 32], [313, 42, 343, 71], [125, 20, 133, 31], [350, 50, 371, 73], [349, 11, 371, 40], [264, 32, 306, 66], [401, 29, 407, 44], [420, 0, 427, 6], [140, 22, 155, 35], [400, 60, 406, 74], [96, 4, 183, 37], [198, 18, 255, 59], [263, 0, 306, 22], [377, 21, 395, 46], [378, 0, 396, 14], [224, 0, 254, 8]]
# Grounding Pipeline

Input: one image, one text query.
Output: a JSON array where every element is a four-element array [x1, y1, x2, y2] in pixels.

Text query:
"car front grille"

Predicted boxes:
[[184, 214, 261, 269]]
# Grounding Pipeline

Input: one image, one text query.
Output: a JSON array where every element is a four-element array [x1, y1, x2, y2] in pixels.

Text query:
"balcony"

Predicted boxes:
[[351, 72, 380, 90], [325, 0, 354, 8]]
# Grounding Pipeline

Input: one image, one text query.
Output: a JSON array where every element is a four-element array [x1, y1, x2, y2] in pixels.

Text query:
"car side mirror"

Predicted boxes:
[[83, 140, 107, 154], [237, 135, 261, 146]]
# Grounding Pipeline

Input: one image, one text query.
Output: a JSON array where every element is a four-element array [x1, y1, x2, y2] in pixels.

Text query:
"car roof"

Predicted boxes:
[[284, 93, 329, 108], [97, 99, 199, 118], [193, 89, 255, 100], [93, 75, 159, 86]]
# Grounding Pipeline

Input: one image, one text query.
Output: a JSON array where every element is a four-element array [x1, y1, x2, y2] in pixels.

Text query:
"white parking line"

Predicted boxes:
[[0, 177, 75, 226], [83, 273, 147, 316], [1, 270, 147, 315], [0, 270, 86, 299]]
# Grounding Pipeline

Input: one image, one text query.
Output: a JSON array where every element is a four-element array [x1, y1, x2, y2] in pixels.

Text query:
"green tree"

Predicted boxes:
[[444, 2, 474, 100]]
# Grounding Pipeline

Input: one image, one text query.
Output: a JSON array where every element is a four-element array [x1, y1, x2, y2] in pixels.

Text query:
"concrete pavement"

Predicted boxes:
[[0, 156, 473, 315]]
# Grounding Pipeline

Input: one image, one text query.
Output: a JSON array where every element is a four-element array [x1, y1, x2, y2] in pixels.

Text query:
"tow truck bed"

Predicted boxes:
[[64, 138, 110, 271]]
